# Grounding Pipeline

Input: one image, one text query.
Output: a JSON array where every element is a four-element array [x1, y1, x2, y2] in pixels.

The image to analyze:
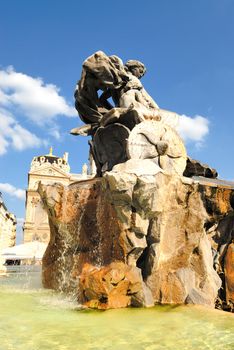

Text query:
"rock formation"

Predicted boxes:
[[224, 243, 234, 307], [39, 52, 234, 311], [39, 167, 234, 310]]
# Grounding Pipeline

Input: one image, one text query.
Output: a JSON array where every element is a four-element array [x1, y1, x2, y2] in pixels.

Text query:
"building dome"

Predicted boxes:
[[30, 147, 70, 173]]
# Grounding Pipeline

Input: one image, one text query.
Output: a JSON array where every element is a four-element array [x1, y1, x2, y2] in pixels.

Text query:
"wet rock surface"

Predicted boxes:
[[225, 243, 234, 309], [63, 51, 234, 311], [39, 171, 234, 311], [79, 261, 153, 309]]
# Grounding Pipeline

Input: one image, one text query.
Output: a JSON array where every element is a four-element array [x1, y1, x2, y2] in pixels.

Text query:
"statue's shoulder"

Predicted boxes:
[[124, 74, 142, 90]]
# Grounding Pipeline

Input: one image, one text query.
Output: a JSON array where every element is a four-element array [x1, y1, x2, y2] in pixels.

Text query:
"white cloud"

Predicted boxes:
[[176, 114, 209, 147], [0, 66, 77, 155], [0, 66, 210, 154], [0, 110, 47, 155], [0, 66, 76, 125], [0, 134, 9, 155], [48, 128, 61, 140], [0, 183, 25, 200], [11, 124, 43, 151]]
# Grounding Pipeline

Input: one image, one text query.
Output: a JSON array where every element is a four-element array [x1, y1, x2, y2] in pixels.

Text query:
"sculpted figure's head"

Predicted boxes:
[[125, 60, 146, 79]]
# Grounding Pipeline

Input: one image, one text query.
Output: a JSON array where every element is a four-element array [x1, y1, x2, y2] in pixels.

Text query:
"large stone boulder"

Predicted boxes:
[[78, 261, 154, 309], [39, 164, 234, 310], [224, 243, 234, 309]]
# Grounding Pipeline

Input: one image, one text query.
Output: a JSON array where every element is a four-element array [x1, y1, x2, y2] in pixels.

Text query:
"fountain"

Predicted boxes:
[[38, 51, 234, 311], [1, 51, 234, 350]]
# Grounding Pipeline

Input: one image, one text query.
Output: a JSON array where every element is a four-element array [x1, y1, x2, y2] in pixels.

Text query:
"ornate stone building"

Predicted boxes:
[[23, 148, 91, 243], [0, 193, 16, 270]]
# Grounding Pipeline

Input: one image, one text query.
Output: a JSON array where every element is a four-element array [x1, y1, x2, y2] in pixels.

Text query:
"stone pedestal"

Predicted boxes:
[[38, 163, 234, 310]]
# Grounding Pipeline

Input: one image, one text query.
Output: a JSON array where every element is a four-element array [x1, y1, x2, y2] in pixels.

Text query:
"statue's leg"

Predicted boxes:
[[70, 123, 99, 136], [100, 108, 124, 126], [88, 140, 102, 177]]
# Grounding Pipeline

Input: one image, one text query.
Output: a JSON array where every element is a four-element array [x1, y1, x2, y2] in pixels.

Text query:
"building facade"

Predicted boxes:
[[23, 148, 91, 244], [0, 193, 17, 271]]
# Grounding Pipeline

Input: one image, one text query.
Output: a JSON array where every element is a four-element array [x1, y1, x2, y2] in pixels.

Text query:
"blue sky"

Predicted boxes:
[[0, 0, 234, 240]]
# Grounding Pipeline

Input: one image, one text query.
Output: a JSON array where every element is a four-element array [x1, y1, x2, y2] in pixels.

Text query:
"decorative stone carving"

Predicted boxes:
[[127, 120, 187, 175], [71, 51, 184, 174], [93, 123, 130, 173], [73, 51, 129, 126], [82, 163, 88, 176], [71, 51, 217, 180]]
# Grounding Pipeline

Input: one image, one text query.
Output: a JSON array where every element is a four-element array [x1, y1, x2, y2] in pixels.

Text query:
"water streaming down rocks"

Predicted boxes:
[[39, 167, 234, 310], [39, 51, 234, 311]]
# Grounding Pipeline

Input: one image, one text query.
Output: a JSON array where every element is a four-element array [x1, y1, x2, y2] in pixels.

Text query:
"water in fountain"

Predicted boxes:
[[0, 268, 233, 350]]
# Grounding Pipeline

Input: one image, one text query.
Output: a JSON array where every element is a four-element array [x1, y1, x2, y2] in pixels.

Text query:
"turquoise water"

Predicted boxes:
[[0, 271, 233, 350]]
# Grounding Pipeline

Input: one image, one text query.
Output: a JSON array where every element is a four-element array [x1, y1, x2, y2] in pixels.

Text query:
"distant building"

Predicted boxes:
[[0, 192, 17, 271], [0, 192, 16, 248], [23, 147, 93, 244]]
